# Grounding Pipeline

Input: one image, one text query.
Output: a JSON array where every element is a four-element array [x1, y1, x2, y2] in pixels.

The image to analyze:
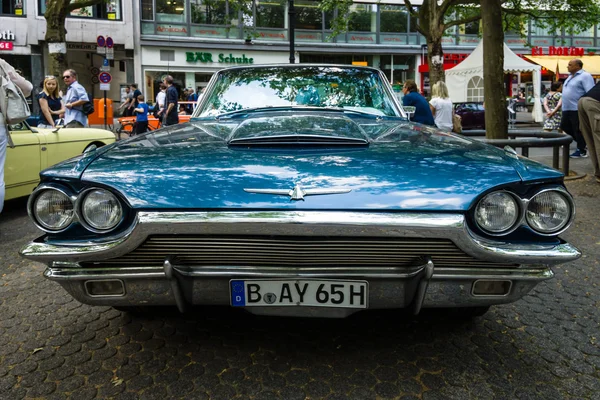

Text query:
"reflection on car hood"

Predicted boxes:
[[52, 113, 562, 210]]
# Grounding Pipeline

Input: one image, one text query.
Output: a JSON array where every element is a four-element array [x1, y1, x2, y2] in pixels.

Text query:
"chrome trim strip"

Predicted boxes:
[[22, 211, 581, 265], [43, 264, 553, 282]]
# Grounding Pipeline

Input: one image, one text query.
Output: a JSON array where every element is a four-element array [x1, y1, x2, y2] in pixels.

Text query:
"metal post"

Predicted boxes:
[[103, 90, 107, 130], [288, 0, 295, 63]]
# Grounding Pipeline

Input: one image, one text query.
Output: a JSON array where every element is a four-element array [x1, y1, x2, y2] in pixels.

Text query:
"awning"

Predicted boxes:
[[524, 55, 600, 75]]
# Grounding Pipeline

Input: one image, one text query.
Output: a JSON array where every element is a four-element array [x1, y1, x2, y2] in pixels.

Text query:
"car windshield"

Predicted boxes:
[[194, 66, 401, 118]]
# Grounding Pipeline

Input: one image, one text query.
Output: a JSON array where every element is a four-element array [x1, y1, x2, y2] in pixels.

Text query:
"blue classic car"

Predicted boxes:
[[20, 65, 580, 318]]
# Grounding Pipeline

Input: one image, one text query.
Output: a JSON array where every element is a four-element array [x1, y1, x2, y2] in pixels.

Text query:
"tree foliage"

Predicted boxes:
[[44, 0, 106, 77]]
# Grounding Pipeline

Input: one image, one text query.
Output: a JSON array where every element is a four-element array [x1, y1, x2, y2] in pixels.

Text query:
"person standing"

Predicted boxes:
[[561, 59, 595, 158], [543, 81, 563, 132], [154, 83, 166, 119], [402, 79, 435, 126], [37, 75, 65, 129], [133, 94, 149, 135], [62, 69, 89, 128], [428, 81, 453, 130], [163, 75, 179, 126], [186, 88, 197, 113], [0, 58, 33, 213], [127, 83, 142, 116], [578, 82, 600, 183], [118, 86, 131, 116]]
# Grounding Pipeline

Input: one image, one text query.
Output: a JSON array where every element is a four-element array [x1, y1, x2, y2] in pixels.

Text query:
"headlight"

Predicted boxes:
[[475, 191, 519, 234], [526, 191, 571, 234], [81, 189, 123, 231], [33, 189, 74, 231]]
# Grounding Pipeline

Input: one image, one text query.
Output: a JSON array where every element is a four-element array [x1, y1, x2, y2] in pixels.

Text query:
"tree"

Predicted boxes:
[[482, 0, 506, 138], [44, 0, 106, 77], [323, 1, 600, 138]]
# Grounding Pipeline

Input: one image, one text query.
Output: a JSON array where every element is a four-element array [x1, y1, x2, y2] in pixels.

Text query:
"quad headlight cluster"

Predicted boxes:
[[474, 188, 574, 236], [29, 187, 124, 233]]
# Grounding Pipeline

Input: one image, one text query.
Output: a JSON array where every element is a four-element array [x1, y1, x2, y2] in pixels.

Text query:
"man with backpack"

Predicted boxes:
[[62, 69, 89, 128]]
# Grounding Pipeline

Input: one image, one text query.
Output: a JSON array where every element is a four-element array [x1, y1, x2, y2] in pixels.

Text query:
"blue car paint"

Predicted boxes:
[[40, 115, 563, 211]]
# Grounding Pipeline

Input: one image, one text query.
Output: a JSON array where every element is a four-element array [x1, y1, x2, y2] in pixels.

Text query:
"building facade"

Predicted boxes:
[[2, 0, 600, 109], [0, 0, 134, 113]]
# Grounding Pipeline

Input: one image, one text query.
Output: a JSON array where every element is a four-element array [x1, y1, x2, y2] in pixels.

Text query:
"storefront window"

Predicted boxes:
[[348, 4, 376, 32], [462, 21, 480, 35], [141, 0, 154, 20], [191, 0, 228, 25], [256, 0, 285, 29], [530, 18, 558, 37], [38, 0, 122, 20], [296, 0, 322, 30], [1, 0, 25, 15], [156, 0, 186, 23], [409, 8, 418, 32], [380, 5, 409, 33]]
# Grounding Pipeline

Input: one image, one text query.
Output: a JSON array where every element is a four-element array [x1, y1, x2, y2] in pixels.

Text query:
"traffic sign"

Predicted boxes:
[[106, 48, 114, 60], [100, 83, 110, 91], [96, 35, 106, 47], [98, 72, 112, 84], [106, 36, 114, 48], [100, 58, 110, 72]]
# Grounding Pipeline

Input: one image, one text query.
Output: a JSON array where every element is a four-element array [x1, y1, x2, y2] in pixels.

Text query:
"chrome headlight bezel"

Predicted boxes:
[[27, 186, 76, 233], [474, 190, 521, 236], [525, 188, 575, 236], [77, 188, 124, 233]]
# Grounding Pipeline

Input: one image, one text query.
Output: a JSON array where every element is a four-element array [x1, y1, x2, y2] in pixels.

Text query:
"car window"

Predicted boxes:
[[196, 66, 400, 118]]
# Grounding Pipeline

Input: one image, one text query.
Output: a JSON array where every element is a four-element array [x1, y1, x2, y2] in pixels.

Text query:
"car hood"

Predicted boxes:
[[44, 113, 562, 211]]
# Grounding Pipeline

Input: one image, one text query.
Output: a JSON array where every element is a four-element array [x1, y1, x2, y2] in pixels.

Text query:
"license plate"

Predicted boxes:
[[230, 279, 368, 309]]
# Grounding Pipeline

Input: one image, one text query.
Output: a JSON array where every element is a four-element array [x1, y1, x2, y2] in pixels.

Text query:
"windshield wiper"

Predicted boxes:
[[216, 105, 389, 119], [217, 106, 298, 119]]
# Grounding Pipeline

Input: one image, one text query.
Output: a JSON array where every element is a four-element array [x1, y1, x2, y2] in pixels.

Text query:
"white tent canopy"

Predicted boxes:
[[446, 41, 543, 123]]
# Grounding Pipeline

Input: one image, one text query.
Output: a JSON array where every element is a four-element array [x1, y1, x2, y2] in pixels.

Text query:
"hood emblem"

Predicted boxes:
[[244, 184, 351, 201]]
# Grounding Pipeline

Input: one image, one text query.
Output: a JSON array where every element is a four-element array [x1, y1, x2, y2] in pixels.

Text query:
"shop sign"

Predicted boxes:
[[573, 39, 594, 46], [531, 46, 585, 56], [157, 25, 188, 34], [349, 35, 374, 42], [0, 30, 15, 51], [506, 38, 526, 45], [186, 51, 254, 64]]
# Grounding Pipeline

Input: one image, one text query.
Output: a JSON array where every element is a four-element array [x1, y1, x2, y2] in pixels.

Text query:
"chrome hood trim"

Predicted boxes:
[[20, 211, 581, 265], [244, 184, 351, 201]]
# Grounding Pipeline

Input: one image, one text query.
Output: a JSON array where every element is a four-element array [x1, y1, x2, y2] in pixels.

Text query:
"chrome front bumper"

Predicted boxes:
[[22, 211, 580, 317], [43, 258, 553, 317]]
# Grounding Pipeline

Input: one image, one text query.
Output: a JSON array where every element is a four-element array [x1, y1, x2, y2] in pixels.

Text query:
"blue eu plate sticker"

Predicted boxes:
[[230, 280, 246, 306]]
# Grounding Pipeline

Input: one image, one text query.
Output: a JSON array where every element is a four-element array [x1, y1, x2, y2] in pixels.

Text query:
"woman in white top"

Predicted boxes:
[[429, 81, 453, 131], [0, 58, 33, 213], [154, 83, 166, 119]]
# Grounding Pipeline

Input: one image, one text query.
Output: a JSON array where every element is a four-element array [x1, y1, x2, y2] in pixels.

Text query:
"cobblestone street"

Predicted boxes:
[[0, 156, 599, 400]]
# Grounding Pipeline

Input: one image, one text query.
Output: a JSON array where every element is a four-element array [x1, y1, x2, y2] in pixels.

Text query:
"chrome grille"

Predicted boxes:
[[83, 236, 516, 268]]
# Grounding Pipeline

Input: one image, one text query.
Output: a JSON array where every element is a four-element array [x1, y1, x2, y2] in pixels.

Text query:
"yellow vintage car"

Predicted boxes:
[[5, 122, 116, 201]]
